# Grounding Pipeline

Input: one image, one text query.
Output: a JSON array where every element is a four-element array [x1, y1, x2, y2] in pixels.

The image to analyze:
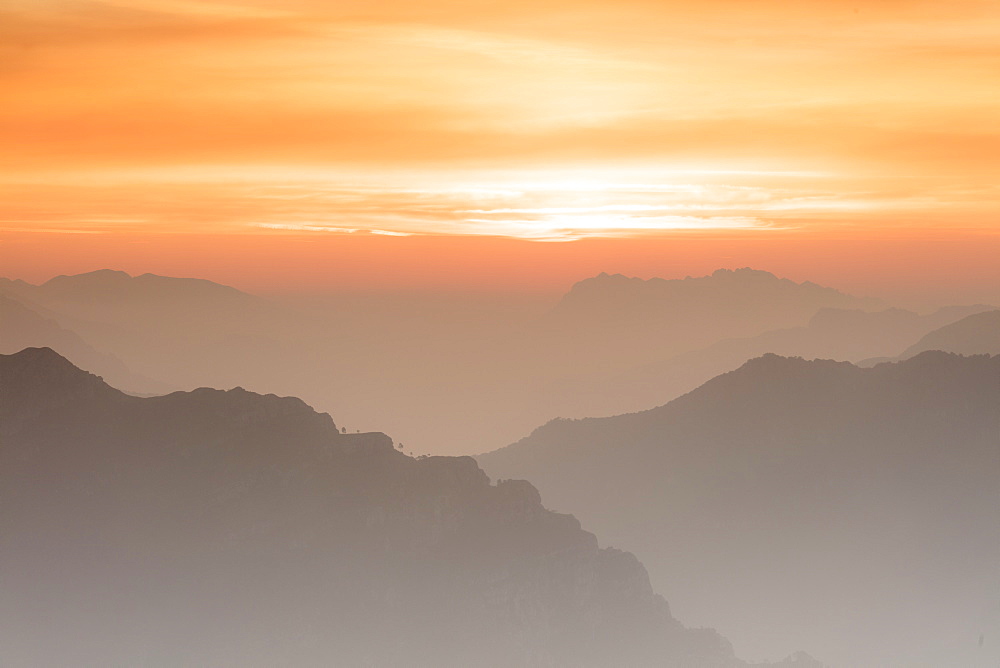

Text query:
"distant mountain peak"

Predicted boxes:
[[585, 271, 633, 284], [710, 267, 778, 280], [552, 269, 882, 333], [43, 268, 132, 286], [9, 269, 253, 304], [571, 267, 850, 294], [0, 277, 33, 289]]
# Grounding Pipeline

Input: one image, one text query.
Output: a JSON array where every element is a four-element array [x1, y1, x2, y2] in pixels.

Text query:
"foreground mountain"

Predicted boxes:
[[0, 348, 820, 667], [478, 353, 1000, 667]]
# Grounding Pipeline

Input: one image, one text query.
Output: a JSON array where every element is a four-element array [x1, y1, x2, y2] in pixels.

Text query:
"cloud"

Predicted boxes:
[[0, 176, 817, 241]]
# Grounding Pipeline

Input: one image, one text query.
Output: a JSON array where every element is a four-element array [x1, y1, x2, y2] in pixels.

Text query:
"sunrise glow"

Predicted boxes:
[[2, 0, 998, 299]]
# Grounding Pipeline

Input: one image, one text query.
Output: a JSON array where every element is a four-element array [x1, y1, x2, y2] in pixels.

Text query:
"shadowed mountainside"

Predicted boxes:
[[478, 352, 1000, 667], [0, 348, 821, 667]]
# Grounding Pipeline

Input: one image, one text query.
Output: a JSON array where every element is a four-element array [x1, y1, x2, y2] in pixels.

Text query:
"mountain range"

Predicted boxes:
[[4, 266, 996, 665], [2, 267, 958, 456]]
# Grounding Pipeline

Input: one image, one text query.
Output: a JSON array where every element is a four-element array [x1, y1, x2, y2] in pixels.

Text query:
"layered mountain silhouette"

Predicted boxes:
[[0, 348, 821, 667], [532, 269, 884, 372], [0, 293, 124, 378], [478, 352, 1000, 666], [0, 270, 312, 392], [0, 293, 169, 394], [546, 304, 994, 419], [3, 268, 902, 456], [901, 309, 1000, 358]]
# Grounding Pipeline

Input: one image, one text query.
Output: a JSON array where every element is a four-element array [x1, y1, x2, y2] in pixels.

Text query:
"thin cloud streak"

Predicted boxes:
[[4, 166, 995, 241], [0, 172, 898, 241]]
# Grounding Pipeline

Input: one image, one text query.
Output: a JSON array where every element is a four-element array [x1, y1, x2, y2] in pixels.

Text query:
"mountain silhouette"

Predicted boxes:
[[12, 268, 968, 461], [541, 304, 994, 419], [901, 309, 1000, 357], [0, 293, 170, 395], [478, 352, 1000, 666], [0, 348, 822, 667], [0, 270, 330, 395], [4, 268, 251, 304], [531, 268, 884, 372]]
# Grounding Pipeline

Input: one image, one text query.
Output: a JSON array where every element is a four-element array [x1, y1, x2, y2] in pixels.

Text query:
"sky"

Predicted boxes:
[[2, 0, 999, 303]]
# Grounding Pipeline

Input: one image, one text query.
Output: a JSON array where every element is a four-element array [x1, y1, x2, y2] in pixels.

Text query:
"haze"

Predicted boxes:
[[2, 1, 998, 666]]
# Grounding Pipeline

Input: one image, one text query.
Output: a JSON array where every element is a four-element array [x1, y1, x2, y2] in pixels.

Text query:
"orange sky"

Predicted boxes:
[[2, 0, 999, 301]]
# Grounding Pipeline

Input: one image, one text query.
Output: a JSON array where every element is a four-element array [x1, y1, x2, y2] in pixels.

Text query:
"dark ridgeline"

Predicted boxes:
[[0, 348, 820, 667], [478, 352, 1000, 666]]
